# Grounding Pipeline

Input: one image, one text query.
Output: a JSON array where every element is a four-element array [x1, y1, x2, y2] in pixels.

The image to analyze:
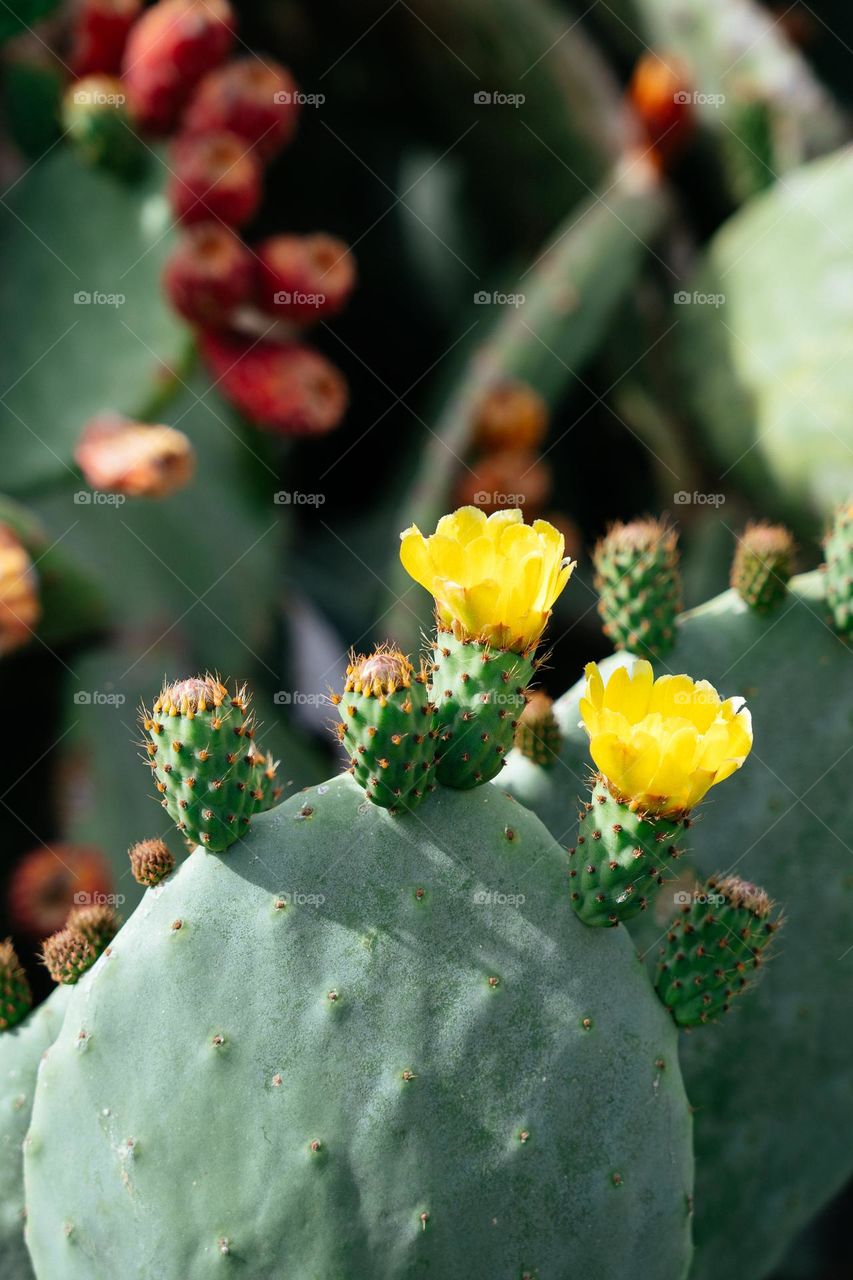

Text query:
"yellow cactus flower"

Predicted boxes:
[[399, 506, 575, 653], [579, 659, 753, 816]]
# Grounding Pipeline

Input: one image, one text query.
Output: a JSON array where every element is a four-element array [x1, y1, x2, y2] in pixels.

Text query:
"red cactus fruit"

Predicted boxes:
[[182, 55, 300, 160], [199, 331, 348, 436], [168, 130, 262, 226], [122, 0, 235, 134], [255, 233, 356, 322], [0, 524, 40, 657], [472, 380, 548, 453], [70, 0, 141, 78], [453, 449, 552, 517], [75, 413, 196, 498], [8, 845, 115, 939], [628, 51, 694, 165], [163, 222, 254, 328]]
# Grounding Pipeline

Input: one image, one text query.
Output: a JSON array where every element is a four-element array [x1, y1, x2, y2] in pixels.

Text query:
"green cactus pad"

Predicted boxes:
[[334, 648, 438, 811], [514, 691, 562, 767], [593, 518, 681, 660], [0, 941, 31, 1033], [0, 986, 71, 1280], [730, 523, 794, 614], [25, 775, 694, 1280], [142, 676, 269, 852], [656, 876, 781, 1027], [431, 634, 532, 787], [570, 778, 687, 926], [824, 502, 852, 638]]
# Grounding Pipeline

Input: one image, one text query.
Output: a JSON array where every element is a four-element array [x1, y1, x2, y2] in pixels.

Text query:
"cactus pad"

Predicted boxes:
[[593, 518, 681, 659], [730, 523, 794, 613], [333, 648, 437, 811], [656, 876, 782, 1027], [0, 941, 31, 1033], [25, 775, 694, 1280], [570, 777, 687, 926]]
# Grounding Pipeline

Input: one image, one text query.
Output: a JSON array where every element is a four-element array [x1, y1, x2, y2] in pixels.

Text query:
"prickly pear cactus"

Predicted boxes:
[[24, 774, 694, 1280], [500, 553, 852, 1280], [0, 986, 71, 1279]]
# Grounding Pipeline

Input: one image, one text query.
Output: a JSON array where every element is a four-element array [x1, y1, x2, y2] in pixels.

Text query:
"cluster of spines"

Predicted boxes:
[[568, 776, 689, 926], [0, 938, 32, 1031], [823, 502, 852, 640], [332, 647, 438, 813], [730, 522, 794, 613], [129, 837, 176, 886], [40, 903, 121, 986], [593, 516, 682, 659], [514, 691, 562, 768], [655, 875, 782, 1026], [141, 675, 272, 851]]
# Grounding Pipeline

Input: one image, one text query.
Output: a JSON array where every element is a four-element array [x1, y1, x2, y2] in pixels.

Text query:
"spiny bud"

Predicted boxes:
[[168, 131, 261, 227], [730, 522, 794, 614], [129, 837, 175, 886], [163, 223, 254, 329], [823, 501, 852, 640], [66, 903, 121, 953], [453, 450, 552, 518], [199, 332, 348, 437], [472, 381, 548, 453], [0, 523, 40, 657], [256, 234, 357, 322], [183, 55, 300, 160], [41, 928, 97, 986], [75, 414, 195, 499], [344, 647, 417, 698], [123, 0, 235, 134], [0, 939, 32, 1031], [593, 516, 681, 660], [711, 875, 773, 918], [514, 691, 562, 768]]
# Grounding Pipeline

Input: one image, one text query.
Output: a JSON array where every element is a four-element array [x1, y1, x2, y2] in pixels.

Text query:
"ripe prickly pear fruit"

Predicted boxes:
[[400, 507, 574, 787], [256, 233, 356, 321], [824, 501, 852, 639], [453, 449, 552, 517], [24, 774, 694, 1280], [0, 940, 31, 1033], [198, 331, 349, 436], [471, 380, 548, 453], [75, 414, 195, 498], [514, 690, 561, 767], [0, 523, 40, 658], [182, 55, 300, 160], [162, 223, 254, 328], [730, 522, 794, 613], [656, 876, 782, 1027], [40, 929, 96, 986], [129, 837, 175, 885], [62, 75, 145, 180], [168, 130, 261, 226], [70, 0, 141, 78], [122, 0, 234, 133], [593, 517, 681, 660], [573, 660, 753, 925], [142, 675, 271, 851], [332, 646, 438, 812]]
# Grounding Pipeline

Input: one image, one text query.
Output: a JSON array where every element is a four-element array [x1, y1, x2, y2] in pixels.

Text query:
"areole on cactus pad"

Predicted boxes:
[[20, 508, 782, 1280]]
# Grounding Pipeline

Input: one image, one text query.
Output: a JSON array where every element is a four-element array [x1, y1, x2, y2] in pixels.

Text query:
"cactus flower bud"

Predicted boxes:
[[0, 524, 40, 657], [199, 332, 348, 436], [41, 928, 97, 986], [122, 0, 234, 134], [256, 234, 356, 322], [129, 837, 175, 886], [168, 130, 262, 227], [731, 522, 795, 613], [163, 223, 254, 328], [182, 55, 300, 160], [514, 691, 562, 767], [66, 903, 121, 953], [75, 414, 195, 498], [70, 0, 141, 78], [0, 939, 32, 1032], [472, 381, 548, 453], [593, 516, 682, 660]]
